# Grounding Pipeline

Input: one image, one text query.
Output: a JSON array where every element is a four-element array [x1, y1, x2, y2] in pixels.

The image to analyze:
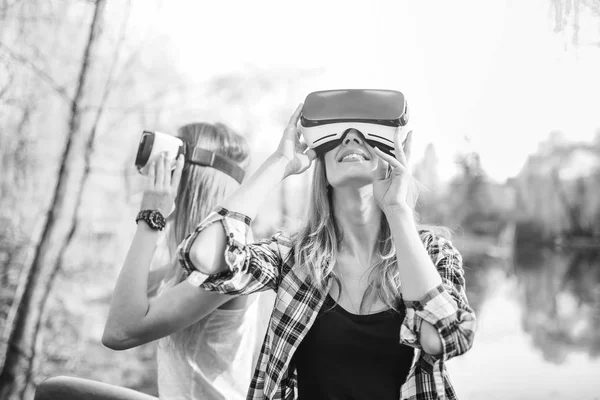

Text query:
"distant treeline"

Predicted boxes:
[[413, 131, 600, 247]]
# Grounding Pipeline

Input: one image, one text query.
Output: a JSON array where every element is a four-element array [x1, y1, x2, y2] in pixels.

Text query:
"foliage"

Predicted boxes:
[[551, 0, 600, 46], [0, 1, 321, 397], [513, 131, 600, 241]]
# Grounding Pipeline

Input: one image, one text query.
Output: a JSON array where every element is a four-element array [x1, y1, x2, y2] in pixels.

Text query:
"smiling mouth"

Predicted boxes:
[[340, 153, 367, 162]]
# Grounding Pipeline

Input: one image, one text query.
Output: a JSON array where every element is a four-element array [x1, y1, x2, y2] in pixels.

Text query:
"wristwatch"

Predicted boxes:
[[136, 209, 166, 231]]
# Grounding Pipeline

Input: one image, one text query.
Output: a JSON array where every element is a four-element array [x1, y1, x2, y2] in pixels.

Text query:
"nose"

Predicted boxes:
[[342, 130, 365, 147]]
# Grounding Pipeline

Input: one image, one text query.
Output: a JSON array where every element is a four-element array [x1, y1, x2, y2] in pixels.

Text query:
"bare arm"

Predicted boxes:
[[374, 131, 475, 358], [189, 104, 316, 276], [188, 155, 290, 275], [387, 211, 444, 355], [147, 263, 170, 297], [102, 153, 232, 350], [102, 224, 232, 350]]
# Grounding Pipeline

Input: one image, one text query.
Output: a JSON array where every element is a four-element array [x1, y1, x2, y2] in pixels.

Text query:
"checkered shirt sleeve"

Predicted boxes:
[[399, 231, 477, 400], [177, 206, 290, 295]]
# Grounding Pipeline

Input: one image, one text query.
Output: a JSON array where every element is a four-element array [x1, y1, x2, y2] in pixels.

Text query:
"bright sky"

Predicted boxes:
[[132, 0, 600, 182]]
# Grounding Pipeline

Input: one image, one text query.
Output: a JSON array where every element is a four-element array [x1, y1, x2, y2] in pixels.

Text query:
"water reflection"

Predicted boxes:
[[449, 243, 600, 400], [461, 251, 510, 318], [514, 246, 600, 363]]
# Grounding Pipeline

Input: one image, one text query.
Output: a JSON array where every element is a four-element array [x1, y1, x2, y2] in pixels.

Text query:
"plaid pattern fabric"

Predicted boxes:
[[178, 207, 476, 400]]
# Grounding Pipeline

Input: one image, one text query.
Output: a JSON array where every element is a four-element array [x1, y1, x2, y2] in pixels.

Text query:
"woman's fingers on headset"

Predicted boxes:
[[304, 148, 317, 161], [155, 153, 165, 188], [147, 160, 156, 190], [374, 156, 388, 180], [289, 103, 303, 127], [297, 151, 314, 173], [298, 139, 308, 154], [393, 129, 410, 168], [163, 151, 171, 187], [285, 103, 303, 139], [171, 154, 185, 191], [373, 147, 406, 173], [403, 130, 413, 162]]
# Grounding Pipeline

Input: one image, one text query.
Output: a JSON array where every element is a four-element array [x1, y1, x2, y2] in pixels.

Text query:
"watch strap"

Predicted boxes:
[[135, 209, 166, 231]]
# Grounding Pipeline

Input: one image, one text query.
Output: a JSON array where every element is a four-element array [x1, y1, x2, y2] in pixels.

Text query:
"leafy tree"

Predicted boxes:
[[550, 0, 600, 46]]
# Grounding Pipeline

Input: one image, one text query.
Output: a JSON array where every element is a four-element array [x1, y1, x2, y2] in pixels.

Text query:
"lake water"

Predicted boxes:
[[448, 245, 600, 400]]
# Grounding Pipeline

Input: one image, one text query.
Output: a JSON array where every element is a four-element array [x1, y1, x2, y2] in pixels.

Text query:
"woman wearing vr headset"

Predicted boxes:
[[36, 123, 268, 400], [176, 92, 476, 400]]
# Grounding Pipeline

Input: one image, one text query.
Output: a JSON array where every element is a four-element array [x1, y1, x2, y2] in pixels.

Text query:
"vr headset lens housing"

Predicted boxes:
[[134, 131, 245, 184], [300, 89, 409, 156], [135, 131, 184, 175]]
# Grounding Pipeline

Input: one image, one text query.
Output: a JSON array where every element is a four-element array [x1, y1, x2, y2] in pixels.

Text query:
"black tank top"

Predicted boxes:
[[293, 294, 415, 400]]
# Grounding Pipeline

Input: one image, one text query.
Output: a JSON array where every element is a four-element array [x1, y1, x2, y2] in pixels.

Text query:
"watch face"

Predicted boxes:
[[149, 210, 165, 229]]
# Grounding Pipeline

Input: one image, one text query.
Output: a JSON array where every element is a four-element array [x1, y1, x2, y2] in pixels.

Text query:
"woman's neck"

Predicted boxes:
[[331, 185, 382, 266]]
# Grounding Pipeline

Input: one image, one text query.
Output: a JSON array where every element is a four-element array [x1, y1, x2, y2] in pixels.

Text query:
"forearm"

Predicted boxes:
[[147, 265, 167, 297], [387, 208, 443, 301], [190, 155, 287, 275], [104, 224, 159, 340], [388, 210, 445, 354], [390, 209, 477, 356], [104, 223, 241, 350], [222, 154, 288, 218]]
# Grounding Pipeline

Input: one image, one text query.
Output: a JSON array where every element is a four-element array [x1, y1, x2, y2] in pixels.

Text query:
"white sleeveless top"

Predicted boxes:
[[156, 293, 271, 400]]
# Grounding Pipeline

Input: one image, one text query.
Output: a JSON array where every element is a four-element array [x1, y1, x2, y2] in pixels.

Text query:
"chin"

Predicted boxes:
[[328, 172, 376, 189], [325, 158, 380, 189]]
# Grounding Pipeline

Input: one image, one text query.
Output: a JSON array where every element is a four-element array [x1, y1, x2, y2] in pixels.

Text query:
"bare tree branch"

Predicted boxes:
[[92, 0, 131, 115], [100, 81, 193, 133], [0, 63, 12, 100], [550, 0, 600, 45], [82, 0, 131, 174], [0, 42, 72, 103], [0, 0, 26, 14], [0, 0, 107, 397]]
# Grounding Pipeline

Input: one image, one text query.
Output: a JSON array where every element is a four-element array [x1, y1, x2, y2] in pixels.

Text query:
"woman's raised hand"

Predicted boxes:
[[140, 153, 184, 216], [372, 129, 414, 214], [274, 103, 317, 178]]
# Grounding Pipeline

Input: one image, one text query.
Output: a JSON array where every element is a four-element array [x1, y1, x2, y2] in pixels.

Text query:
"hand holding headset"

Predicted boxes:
[[134, 131, 245, 184]]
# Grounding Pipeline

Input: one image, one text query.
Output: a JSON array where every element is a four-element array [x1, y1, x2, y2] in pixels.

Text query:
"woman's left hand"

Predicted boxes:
[[372, 129, 413, 214], [140, 153, 184, 217]]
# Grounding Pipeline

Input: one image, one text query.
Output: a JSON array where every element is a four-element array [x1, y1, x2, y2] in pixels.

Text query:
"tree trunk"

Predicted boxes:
[[0, 1, 106, 398], [552, 169, 582, 235]]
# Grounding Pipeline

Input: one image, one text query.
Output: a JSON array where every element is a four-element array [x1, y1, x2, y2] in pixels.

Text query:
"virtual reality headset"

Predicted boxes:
[[134, 131, 245, 184], [300, 89, 409, 156]]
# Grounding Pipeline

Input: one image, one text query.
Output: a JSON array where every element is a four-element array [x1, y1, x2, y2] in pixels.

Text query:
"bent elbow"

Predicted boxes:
[[419, 312, 476, 358], [101, 328, 135, 351], [189, 244, 210, 274], [457, 324, 476, 356], [451, 309, 477, 357], [420, 321, 443, 356], [422, 337, 443, 356], [187, 223, 230, 276], [440, 322, 477, 360]]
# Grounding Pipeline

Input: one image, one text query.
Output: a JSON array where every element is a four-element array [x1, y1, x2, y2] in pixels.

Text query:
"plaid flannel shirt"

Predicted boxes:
[[178, 207, 476, 400]]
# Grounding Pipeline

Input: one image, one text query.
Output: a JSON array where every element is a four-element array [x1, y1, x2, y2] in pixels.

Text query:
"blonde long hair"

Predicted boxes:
[[293, 158, 421, 313], [158, 122, 249, 352]]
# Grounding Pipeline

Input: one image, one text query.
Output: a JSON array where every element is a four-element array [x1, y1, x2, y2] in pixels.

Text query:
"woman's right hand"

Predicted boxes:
[[139, 152, 184, 216], [274, 103, 317, 178]]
